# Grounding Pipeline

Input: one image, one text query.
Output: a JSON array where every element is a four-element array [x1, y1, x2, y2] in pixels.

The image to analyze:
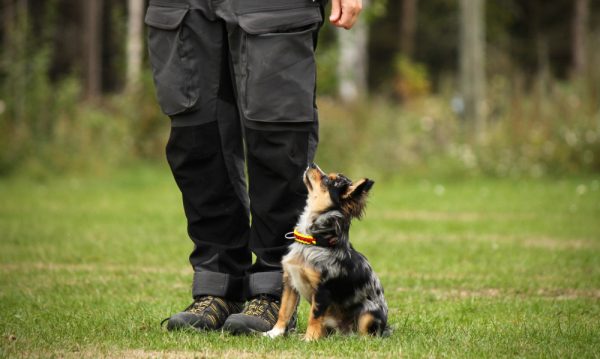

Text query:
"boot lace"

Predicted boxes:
[[244, 294, 278, 317], [159, 296, 218, 327], [187, 296, 216, 315]]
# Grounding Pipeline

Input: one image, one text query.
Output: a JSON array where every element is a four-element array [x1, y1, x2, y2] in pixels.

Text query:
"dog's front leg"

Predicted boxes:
[[304, 288, 331, 341], [265, 272, 299, 338]]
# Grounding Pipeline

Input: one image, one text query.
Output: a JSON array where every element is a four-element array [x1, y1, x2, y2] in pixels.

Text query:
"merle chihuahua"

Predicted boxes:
[[265, 164, 389, 341]]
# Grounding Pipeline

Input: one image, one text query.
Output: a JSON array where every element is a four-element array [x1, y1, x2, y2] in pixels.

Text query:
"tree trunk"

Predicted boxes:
[[126, 0, 144, 93], [572, 0, 589, 76], [2, 0, 15, 46], [13, 0, 28, 125], [400, 0, 417, 58], [337, 0, 369, 103], [84, 0, 103, 99], [459, 0, 485, 136], [530, 0, 549, 109]]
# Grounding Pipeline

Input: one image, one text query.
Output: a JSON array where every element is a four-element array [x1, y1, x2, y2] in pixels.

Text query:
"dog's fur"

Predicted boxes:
[[265, 164, 389, 341]]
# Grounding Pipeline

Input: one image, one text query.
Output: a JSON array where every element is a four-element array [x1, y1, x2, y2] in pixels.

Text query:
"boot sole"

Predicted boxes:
[[221, 318, 261, 335]]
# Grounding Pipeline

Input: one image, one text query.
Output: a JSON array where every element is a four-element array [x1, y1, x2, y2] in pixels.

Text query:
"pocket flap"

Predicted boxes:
[[144, 5, 189, 30], [238, 6, 322, 35]]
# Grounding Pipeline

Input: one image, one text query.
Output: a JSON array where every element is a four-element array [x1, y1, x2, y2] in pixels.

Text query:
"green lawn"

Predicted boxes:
[[1, 165, 599, 358]]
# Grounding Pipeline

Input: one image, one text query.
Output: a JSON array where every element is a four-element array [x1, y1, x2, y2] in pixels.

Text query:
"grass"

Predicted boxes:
[[1, 164, 599, 358]]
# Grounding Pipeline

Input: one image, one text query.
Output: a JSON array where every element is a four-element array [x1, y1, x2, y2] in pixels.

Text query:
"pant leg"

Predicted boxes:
[[145, 0, 251, 301], [218, 0, 324, 298]]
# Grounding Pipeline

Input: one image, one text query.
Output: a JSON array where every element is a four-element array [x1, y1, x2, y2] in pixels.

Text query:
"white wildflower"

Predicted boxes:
[[434, 185, 445, 196]]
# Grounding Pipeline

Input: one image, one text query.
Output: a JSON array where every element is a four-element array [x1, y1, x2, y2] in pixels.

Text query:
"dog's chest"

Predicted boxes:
[[285, 262, 314, 301], [282, 246, 322, 301]]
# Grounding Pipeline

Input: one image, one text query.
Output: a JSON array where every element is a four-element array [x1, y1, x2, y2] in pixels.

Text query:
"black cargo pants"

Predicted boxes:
[[145, 0, 324, 301]]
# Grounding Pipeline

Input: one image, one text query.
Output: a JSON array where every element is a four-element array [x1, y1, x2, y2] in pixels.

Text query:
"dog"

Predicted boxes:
[[265, 163, 389, 341]]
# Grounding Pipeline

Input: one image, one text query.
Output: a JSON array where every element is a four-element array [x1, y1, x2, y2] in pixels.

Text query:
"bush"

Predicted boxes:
[[315, 74, 600, 178], [0, 3, 597, 179], [392, 55, 432, 101]]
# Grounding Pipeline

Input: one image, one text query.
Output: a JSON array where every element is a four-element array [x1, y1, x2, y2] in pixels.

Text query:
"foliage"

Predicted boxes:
[[392, 55, 432, 101], [1, 167, 599, 357], [315, 72, 600, 178], [314, 24, 340, 97], [474, 78, 600, 177], [1, 0, 599, 178], [0, 3, 164, 176], [1, 71, 599, 178]]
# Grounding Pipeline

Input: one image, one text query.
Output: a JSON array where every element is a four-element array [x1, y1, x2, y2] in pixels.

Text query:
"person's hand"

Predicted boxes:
[[329, 0, 363, 30]]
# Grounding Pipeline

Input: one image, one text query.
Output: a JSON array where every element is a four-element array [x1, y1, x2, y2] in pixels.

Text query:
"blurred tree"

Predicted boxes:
[[530, 0, 550, 88], [337, 0, 370, 102], [459, 0, 485, 135], [572, 0, 589, 77], [2, 0, 598, 100], [400, 0, 417, 58], [84, 0, 103, 99], [2, 0, 15, 44], [5, 0, 29, 125], [126, 0, 144, 93]]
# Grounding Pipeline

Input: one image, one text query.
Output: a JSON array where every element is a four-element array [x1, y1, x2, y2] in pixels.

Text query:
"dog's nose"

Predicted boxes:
[[309, 163, 317, 169]]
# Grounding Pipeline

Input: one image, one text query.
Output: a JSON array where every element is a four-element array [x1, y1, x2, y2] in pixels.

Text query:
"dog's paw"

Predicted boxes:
[[264, 327, 285, 339], [302, 335, 317, 342]]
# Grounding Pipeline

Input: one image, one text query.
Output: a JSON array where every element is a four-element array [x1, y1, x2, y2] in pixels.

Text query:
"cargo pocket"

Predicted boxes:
[[145, 4, 198, 116], [239, 6, 322, 124]]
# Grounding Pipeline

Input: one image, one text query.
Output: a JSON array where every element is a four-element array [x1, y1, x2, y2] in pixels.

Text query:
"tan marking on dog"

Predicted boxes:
[[300, 266, 322, 289], [340, 178, 370, 218], [357, 312, 376, 336], [305, 168, 333, 214], [271, 272, 300, 334], [342, 178, 368, 199], [283, 256, 320, 301], [304, 295, 326, 341]]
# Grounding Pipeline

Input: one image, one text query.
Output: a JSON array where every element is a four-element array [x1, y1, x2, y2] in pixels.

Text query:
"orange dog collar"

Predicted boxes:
[[293, 229, 317, 245]]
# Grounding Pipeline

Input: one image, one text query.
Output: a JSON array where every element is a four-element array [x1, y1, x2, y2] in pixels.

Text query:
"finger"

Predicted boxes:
[[329, 0, 342, 23], [336, 6, 356, 28]]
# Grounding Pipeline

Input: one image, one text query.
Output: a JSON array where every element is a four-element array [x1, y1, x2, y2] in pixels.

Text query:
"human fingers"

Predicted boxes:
[[332, 0, 362, 29], [329, 0, 342, 23]]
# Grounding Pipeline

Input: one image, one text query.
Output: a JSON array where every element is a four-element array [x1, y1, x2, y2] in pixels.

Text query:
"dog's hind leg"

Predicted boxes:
[[357, 310, 387, 336], [265, 272, 299, 338], [357, 312, 376, 336], [304, 294, 327, 341], [304, 286, 332, 341]]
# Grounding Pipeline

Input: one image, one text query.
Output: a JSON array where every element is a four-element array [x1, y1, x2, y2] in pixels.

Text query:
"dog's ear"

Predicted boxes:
[[343, 178, 374, 199], [341, 178, 374, 218]]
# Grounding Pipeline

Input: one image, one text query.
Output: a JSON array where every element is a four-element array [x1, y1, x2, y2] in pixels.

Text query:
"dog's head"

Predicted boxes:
[[303, 163, 374, 219]]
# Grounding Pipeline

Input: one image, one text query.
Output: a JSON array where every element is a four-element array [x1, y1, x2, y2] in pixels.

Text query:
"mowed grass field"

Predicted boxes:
[[1, 165, 599, 358]]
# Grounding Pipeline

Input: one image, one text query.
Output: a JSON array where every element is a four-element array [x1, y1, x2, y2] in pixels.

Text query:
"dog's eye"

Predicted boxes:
[[333, 176, 351, 189], [322, 175, 330, 185]]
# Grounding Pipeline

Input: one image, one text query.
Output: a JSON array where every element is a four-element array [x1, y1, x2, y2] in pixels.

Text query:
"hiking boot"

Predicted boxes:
[[222, 294, 296, 335], [163, 296, 243, 331]]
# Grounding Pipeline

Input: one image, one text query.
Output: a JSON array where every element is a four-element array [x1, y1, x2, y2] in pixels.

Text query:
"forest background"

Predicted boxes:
[[2, 1, 600, 357], [1, 0, 599, 178]]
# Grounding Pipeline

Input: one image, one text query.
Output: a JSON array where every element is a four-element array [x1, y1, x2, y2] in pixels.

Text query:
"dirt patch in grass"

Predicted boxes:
[[382, 232, 598, 250], [0, 262, 191, 275], [395, 287, 600, 300], [8, 348, 307, 359], [378, 210, 534, 222], [518, 236, 596, 250], [107, 349, 272, 359]]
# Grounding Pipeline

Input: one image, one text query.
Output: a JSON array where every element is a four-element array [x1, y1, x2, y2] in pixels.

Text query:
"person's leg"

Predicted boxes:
[[218, 0, 324, 333], [145, 0, 251, 330]]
